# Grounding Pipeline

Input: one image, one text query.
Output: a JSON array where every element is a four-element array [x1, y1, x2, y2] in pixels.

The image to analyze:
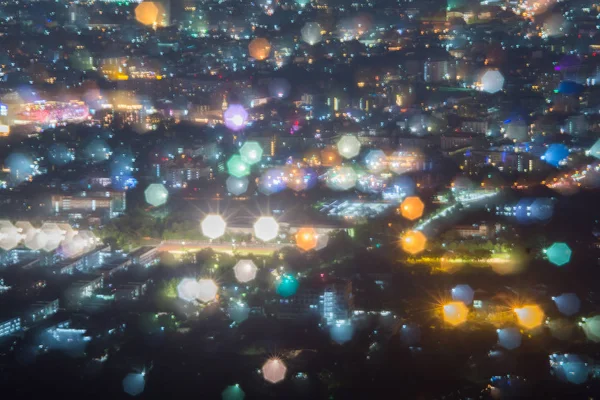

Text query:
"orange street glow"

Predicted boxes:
[[401, 230, 427, 254], [443, 301, 469, 326], [295, 227, 318, 251], [514, 305, 545, 329], [400, 196, 425, 220]]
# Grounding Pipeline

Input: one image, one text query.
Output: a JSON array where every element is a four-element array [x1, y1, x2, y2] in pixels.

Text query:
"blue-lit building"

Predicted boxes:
[[51, 245, 110, 275], [0, 317, 21, 337], [24, 299, 60, 327]]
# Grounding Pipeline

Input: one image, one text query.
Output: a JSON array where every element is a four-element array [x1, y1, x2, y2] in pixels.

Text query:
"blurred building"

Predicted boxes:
[[275, 280, 353, 325], [51, 191, 126, 219]]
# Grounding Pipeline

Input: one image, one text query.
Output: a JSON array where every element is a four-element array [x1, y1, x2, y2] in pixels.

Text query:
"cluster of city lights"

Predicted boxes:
[[0, 220, 97, 258]]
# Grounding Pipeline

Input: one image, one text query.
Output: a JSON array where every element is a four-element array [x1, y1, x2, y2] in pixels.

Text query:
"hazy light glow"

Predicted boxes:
[[550, 354, 589, 384], [240, 141, 263, 165], [222, 384, 245, 400], [84, 139, 111, 163], [122, 373, 145, 396], [48, 143, 74, 166], [197, 279, 218, 303], [227, 155, 250, 178], [258, 168, 286, 195], [581, 316, 600, 342], [451, 284, 474, 305], [325, 166, 358, 191], [286, 167, 317, 192], [253, 217, 279, 241], [301, 22, 323, 45], [553, 293, 580, 316], [144, 183, 169, 207], [364, 149, 387, 173], [268, 78, 291, 99], [226, 176, 249, 196], [589, 139, 600, 159], [548, 318, 575, 340], [400, 323, 421, 346], [336, 135, 361, 159], [315, 233, 329, 251], [59, 235, 87, 259], [389, 151, 421, 175], [320, 146, 341, 166], [330, 322, 354, 344], [5, 152, 33, 183], [223, 105, 248, 131], [530, 198, 554, 221], [248, 38, 272, 61], [201, 215, 227, 240], [514, 305, 544, 329], [497, 327, 522, 350], [233, 260, 258, 283]]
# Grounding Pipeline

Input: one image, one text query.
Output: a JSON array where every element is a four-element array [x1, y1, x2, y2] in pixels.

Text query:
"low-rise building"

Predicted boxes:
[[0, 316, 21, 337], [24, 299, 60, 327]]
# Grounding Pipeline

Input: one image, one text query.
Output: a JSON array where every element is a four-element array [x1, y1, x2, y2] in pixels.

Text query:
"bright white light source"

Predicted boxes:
[[233, 260, 258, 283], [201, 214, 226, 240], [253, 217, 279, 241]]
